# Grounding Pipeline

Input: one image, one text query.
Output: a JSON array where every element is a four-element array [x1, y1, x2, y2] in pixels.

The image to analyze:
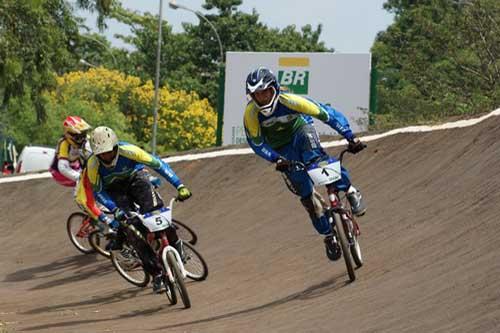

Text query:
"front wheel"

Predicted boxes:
[[66, 212, 95, 254], [166, 250, 191, 309], [110, 244, 151, 287], [333, 213, 356, 282], [183, 242, 208, 281], [163, 274, 177, 305], [347, 218, 363, 268]]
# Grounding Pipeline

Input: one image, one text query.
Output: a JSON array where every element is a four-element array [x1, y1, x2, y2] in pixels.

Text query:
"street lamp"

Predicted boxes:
[[79, 34, 118, 67], [168, 1, 224, 63], [79, 58, 97, 68], [169, 1, 226, 146]]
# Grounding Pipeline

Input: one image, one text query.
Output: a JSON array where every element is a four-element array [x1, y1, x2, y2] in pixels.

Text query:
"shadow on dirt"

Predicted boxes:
[[20, 292, 177, 332], [19, 275, 347, 332], [155, 274, 349, 330], [4, 254, 100, 283], [22, 287, 148, 315], [28, 261, 114, 291]]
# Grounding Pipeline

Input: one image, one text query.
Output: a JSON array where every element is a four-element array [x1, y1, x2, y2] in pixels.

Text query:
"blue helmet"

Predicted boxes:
[[246, 67, 280, 116]]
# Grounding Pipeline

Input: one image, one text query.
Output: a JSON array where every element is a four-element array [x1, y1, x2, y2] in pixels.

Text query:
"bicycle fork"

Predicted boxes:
[[161, 246, 188, 281], [327, 187, 360, 243]]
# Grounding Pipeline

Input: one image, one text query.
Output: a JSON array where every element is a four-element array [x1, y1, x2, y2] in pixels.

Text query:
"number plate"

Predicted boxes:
[[142, 207, 172, 232], [307, 158, 342, 186]]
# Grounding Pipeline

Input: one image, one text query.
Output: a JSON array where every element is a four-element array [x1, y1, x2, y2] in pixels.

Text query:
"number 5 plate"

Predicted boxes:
[[142, 207, 172, 232], [307, 158, 342, 186]]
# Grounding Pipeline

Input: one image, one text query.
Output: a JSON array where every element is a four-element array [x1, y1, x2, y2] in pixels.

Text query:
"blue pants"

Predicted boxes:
[[276, 125, 352, 235]]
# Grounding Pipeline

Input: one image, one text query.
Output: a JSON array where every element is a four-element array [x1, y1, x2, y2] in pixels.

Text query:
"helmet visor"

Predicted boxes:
[[71, 132, 87, 145], [96, 145, 118, 167]]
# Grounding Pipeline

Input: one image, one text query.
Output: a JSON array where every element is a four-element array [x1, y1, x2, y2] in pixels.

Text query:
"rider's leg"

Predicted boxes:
[[129, 170, 164, 214], [278, 125, 332, 235], [127, 171, 169, 275], [327, 167, 366, 217], [127, 219, 163, 277], [128, 172, 187, 273], [279, 124, 342, 260], [105, 173, 164, 282], [128, 170, 185, 259], [50, 168, 77, 187]]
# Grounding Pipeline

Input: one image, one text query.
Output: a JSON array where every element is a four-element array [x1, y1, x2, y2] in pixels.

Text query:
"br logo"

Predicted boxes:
[[278, 70, 309, 94]]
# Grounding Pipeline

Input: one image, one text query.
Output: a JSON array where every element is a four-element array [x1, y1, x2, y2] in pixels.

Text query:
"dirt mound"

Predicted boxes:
[[1, 117, 500, 332]]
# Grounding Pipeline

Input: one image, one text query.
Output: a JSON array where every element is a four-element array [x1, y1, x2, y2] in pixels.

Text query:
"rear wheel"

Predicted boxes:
[[172, 219, 198, 245], [183, 242, 208, 281], [342, 196, 363, 268], [166, 250, 191, 308], [110, 244, 150, 287], [66, 212, 95, 254], [333, 213, 356, 282], [89, 230, 111, 259]]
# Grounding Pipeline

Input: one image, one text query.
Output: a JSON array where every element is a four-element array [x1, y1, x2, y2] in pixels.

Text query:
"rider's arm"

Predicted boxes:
[[243, 105, 280, 163], [58, 159, 80, 182], [280, 94, 355, 141], [56, 139, 80, 181], [119, 144, 183, 188]]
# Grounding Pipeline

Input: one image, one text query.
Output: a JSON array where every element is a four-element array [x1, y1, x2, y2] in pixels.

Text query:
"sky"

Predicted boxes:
[[78, 0, 395, 54]]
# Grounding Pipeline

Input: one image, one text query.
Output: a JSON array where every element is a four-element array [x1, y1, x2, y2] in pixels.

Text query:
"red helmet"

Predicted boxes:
[[63, 116, 91, 146]]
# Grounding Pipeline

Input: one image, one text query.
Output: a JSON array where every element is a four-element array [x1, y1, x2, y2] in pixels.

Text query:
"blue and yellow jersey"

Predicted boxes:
[[75, 142, 181, 220], [243, 93, 355, 162]]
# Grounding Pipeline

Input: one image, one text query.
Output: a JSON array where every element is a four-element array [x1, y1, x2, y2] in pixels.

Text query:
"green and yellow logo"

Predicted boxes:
[[278, 57, 310, 95]]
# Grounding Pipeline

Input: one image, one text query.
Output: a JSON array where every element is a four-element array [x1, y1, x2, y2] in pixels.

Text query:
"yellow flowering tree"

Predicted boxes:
[[45, 67, 216, 152], [46, 67, 139, 143], [129, 81, 216, 152]]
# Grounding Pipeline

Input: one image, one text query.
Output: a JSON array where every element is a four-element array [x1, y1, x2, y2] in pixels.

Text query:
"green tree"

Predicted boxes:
[[0, 0, 116, 127], [372, 0, 499, 127], [74, 0, 113, 29], [0, 0, 79, 122], [112, 0, 331, 107]]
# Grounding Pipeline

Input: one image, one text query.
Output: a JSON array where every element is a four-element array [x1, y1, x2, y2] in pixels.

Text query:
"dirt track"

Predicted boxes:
[[1, 116, 500, 332]]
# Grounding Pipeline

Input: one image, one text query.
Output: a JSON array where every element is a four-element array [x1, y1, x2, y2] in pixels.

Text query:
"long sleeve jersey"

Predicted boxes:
[[243, 93, 355, 162], [75, 142, 182, 221], [50, 137, 88, 181]]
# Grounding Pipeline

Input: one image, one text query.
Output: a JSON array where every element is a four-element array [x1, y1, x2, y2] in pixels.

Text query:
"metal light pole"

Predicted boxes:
[[151, 0, 164, 154], [169, 1, 225, 146]]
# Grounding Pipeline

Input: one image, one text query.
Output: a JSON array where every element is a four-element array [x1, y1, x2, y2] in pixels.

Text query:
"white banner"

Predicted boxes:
[[223, 52, 371, 145]]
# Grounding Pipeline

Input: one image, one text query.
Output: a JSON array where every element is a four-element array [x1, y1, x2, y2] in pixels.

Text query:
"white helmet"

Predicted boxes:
[[90, 126, 119, 167]]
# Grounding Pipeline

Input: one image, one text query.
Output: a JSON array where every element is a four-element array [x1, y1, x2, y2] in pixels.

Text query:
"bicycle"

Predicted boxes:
[[281, 146, 365, 282], [110, 198, 208, 308], [89, 216, 199, 259], [68, 175, 198, 258]]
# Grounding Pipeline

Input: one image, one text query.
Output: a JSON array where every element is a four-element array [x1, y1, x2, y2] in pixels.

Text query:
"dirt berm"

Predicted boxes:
[[1, 116, 500, 332]]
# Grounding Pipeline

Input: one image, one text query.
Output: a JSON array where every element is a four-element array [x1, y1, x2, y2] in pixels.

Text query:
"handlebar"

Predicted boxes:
[[282, 144, 366, 173], [122, 197, 179, 224]]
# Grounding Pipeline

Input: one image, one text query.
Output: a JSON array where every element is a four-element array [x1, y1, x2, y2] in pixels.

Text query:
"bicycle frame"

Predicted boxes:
[[76, 216, 94, 238], [283, 148, 361, 248], [326, 187, 361, 239], [127, 198, 188, 280]]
